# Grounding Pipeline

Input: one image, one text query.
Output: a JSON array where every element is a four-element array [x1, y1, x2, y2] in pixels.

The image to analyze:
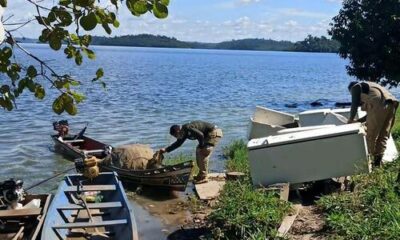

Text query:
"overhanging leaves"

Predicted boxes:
[[52, 95, 64, 114], [0, 0, 7, 7], [1, 0, 169, 115], [27, 65, 37, 78], [34, 85, 45, 99], [153, 2, 168, 19], [80, 12, 98, 31]]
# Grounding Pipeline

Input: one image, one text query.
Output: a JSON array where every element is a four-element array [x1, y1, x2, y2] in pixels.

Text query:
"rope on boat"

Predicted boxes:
[[25, 166, 75, 191]]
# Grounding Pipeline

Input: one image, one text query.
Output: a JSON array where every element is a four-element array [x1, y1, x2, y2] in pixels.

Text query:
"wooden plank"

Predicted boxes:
[[277, 204, 302, 237], [83, 149, 104, 154], [0, 208, 41, 218], [63, 139, 84, 143], [266, 183, 290, 201], [53, 219, 127, 229], [194, 180, 225, 200], [226, 172, 245, 181], [64, 185, 116, 192], [30, 194, 52, 240], [57, 201, 122, 210], [66, 231, 114, 239], [11, 226, 24, 240], [71, 211, 108, 218], [207, 173, 226, 179], [68, 209, 105, 235]]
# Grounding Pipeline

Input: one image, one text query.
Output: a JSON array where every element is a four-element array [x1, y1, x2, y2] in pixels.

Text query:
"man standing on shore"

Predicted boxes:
[[347, 81, 398, 167], [160, 120, 223, 183]]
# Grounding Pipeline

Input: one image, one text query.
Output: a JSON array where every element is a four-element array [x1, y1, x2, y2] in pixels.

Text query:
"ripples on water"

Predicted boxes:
[[1, 44, 399, 190]]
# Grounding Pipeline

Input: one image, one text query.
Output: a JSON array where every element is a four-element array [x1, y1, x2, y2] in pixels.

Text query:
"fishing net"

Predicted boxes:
[[102, 144, 164, 170]]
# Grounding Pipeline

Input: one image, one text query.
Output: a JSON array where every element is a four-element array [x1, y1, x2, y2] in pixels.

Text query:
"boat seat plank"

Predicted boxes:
[[67, 212, 109, 223], [53, 219, 127, 229], [0, 208, 42, 218], [66, 230, 114, 239], [83, 149, 104, 154], [64, 185, 116, 192], [71, 211, 109, 217], [11, 226, 24, 240], [57, 202, 122, 210], [63, 139, 84, 143]]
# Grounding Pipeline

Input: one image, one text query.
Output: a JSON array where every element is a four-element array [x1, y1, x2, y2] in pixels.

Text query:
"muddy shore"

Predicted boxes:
[[127, 183, 210, 240]]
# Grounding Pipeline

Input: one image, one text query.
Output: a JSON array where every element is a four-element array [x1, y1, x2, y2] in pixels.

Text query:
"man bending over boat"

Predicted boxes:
[[160, 121, 223, 184], [347, 81, 398, 167]]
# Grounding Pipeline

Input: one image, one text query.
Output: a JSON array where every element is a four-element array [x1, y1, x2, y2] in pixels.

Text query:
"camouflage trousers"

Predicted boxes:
[[366, 102, 398, 158], [195, 128, 223, 179]]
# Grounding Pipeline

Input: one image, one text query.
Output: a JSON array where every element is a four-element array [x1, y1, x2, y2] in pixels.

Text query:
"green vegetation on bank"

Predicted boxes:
[[294, 35, 340, 53], [92, 34, 340, 52], [17, 34, 340, 53], [91, 35, 193, 48], [317, 109, 400, 239], [209, 110, 400, 239], [215, 38, 294, 51], [207, 140, 291, 239]]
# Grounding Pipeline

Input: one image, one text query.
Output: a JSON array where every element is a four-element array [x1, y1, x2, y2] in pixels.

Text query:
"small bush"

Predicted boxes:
[[208, 180, 291, 239], [317, 160, 400, 239], [208, 140, 291, 239], [223, 139, 249, 173]]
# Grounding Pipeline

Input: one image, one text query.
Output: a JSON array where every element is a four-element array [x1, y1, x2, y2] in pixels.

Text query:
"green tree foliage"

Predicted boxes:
[[0, 0, 169, 115], [17, 34, 342, 52], [91, 34, 192, 48], [69, 34, 339, 52], [293, 35, 340, 53], [215, 38, 294, 51], [329, 0, 400, 86]]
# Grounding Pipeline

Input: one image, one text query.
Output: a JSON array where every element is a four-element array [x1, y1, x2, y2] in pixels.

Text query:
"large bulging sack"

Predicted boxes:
[[104, 144, 154, 170]]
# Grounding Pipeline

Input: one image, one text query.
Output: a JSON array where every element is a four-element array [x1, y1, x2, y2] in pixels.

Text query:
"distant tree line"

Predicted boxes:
[[90, 34, 192, 48], [214, 38, 294, 51], [293, 35, 340, 53], [18, 34, 340, 53]]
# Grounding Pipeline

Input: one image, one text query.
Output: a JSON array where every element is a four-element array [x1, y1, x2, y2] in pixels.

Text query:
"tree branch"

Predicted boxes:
[[5, 30, 65, 94], [26, 0, 52, 11], [6, 19, 36, 32]]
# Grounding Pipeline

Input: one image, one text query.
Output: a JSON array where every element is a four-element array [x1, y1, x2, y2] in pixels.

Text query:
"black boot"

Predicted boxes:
[[373, 155, 383, 168]]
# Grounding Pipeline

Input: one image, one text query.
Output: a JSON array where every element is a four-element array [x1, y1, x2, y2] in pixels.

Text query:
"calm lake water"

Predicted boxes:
[[2, 44, 400, 188], [2, 44, 400, 238]]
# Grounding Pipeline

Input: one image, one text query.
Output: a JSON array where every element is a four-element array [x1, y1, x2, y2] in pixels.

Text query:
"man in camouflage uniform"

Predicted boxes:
[[347, 81, 398, 167], [160, 120, 223, 183]]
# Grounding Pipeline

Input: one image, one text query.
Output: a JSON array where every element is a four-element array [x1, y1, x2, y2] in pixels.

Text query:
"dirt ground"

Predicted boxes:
[[287, 205, 328, 240], [284, 179, 344, 240]]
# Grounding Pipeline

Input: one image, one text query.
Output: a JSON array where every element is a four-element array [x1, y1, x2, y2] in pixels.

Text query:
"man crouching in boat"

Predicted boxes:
[[160, 121, 223, 184]]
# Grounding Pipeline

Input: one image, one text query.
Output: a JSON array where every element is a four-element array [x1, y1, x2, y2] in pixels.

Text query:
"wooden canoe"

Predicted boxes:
[[0, 194, 52, 240], [51, 134, 193, 191], [41, 172, 138, 240]]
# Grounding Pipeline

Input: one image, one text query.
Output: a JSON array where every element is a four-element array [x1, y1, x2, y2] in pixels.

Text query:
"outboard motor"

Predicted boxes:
[[53, 120, 69, 137], [0, 179, 24, 209], [75, 157, 100, 180]]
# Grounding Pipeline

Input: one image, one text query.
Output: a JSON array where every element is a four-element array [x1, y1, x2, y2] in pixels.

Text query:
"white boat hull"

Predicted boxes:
[[248, 124, 369, 186]]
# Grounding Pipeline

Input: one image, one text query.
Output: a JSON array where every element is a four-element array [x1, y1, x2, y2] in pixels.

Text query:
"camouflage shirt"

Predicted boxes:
[[165, 120, 215, 152]]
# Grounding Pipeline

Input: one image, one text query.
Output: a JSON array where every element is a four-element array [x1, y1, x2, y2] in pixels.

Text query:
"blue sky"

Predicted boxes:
[[4, 0, 343, 42]]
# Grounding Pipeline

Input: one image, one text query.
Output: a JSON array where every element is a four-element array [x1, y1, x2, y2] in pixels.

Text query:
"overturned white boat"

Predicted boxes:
[[247, 106, 398, 187]]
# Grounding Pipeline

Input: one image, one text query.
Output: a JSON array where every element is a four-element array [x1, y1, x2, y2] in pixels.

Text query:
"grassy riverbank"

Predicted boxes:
[[206, 110, 400, 239], [316, 111, 400, 239], [207, 140, 291, 239]]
